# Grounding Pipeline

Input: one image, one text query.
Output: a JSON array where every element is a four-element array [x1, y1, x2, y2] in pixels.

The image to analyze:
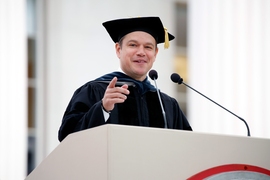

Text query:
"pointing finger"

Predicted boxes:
[[108, 77, 117, 88]]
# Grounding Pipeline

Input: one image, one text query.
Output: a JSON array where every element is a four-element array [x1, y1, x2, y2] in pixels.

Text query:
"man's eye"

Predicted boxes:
[[129, 44, 137, 47], [145, 46, 153, 49]]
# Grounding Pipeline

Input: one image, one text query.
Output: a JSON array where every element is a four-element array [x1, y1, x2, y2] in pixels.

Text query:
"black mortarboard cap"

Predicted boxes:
[[102, 17, 175, 49]]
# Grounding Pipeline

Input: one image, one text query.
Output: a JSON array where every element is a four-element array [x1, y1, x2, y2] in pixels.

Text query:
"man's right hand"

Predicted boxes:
[[101, 77, 130, 112]]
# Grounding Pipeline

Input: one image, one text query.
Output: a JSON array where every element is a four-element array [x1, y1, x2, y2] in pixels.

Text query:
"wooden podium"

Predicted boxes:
[[25, 125, 270, 179]]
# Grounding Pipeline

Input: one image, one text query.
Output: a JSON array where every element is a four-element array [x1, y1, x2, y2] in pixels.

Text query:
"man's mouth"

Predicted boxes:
[[134, 59, 147, 63]]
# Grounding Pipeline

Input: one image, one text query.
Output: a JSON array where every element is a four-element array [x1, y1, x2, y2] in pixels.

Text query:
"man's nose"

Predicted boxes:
[[137, 45, 146, 56]]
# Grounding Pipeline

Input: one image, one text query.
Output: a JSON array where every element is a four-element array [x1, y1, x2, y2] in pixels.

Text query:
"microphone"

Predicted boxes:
[[170, 73, 251, 136], [149, 69, 168, 128]]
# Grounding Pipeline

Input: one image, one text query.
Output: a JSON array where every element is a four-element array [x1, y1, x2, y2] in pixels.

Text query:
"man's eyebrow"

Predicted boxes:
[[126, 39, 138, 43], [127, 39, 155, 46]]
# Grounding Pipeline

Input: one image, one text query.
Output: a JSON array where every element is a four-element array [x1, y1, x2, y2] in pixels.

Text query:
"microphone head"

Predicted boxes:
[[149, 69, 158, 80], [170, 73, 183, 84]]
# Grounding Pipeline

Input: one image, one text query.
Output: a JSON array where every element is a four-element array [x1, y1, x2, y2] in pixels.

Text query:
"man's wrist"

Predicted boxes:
[[101, 103, 111, 113]]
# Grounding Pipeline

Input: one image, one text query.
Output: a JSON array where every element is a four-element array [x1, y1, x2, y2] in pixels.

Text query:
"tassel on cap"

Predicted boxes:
[[164, 27, 169, 49]]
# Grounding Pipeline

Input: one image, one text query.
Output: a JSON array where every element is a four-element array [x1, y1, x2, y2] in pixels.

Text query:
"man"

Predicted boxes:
[[58, 16, 192, 142]]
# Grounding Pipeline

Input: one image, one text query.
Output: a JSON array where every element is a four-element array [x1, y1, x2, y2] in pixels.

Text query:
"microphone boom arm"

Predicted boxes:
[[182, 82, 250, 136], [153, 79, 168, 128]]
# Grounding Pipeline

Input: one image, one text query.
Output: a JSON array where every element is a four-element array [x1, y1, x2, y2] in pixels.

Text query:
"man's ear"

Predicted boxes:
[[115, 43, 121, 58], [154, 46, 159, 58]]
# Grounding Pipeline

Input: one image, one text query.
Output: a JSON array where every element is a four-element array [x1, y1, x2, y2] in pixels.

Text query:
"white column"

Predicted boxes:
[[188, 0, 270, 138], [0, 0, 27, 179]]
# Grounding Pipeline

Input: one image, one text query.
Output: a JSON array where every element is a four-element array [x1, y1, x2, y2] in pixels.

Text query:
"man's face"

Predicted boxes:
[[115, 31, 159, 81]]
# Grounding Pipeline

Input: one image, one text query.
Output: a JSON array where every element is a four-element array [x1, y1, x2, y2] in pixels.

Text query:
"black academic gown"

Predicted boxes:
[[58, 72, 192, 141]]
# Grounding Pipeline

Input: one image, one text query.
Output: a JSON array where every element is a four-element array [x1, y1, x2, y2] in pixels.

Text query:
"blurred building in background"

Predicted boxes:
[[1, 0, 270, 179]]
